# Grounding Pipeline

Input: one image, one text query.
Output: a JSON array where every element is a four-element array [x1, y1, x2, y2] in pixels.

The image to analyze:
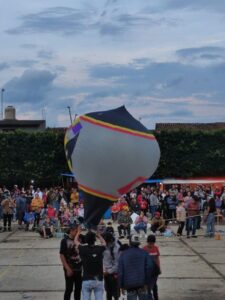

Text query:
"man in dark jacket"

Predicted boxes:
[[118, 235, 155, 300]]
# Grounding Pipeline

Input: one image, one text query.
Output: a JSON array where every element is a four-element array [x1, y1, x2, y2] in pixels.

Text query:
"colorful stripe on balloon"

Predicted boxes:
[[79, 184, 118, 202], [80, 115, 156, 140]]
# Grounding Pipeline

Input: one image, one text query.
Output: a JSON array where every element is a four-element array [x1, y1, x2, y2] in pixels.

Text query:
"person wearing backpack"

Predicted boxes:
[[75, 229, 106, 300], [143, 235, 161, 300]]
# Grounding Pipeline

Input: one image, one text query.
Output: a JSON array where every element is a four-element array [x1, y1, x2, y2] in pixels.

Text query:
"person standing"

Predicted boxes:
[[31, 193, 44, 228], [118, 235, 155, 300], [60, 223, 82, 300], [143, 235, 161, 300], [15, 192, 26, 229], [205, 197, 216, 237], [166, 192, 178, 223], [149, 191, 159, 217], [103, 232, 121, 300], [186, 195, 200, 238], [75, 229, 106, 300], [1, 193, 15, 231], [176, 201, 186, 236]]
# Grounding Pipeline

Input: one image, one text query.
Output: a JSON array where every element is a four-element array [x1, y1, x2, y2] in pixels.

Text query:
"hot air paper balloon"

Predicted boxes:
[[65, 106, 160, 227]]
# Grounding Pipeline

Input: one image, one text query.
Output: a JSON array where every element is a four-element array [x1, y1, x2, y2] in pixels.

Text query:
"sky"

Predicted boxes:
[[0, 0, 225, 129]]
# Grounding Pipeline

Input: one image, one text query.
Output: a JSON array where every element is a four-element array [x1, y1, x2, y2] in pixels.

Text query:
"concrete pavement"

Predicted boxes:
[[0, 226, 225, 299]]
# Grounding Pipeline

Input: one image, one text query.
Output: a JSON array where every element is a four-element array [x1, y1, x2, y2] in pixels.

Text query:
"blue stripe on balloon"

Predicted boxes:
[[72, 122, 82, 135]]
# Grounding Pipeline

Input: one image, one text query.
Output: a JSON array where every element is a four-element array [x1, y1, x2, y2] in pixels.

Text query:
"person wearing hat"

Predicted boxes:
[[118, 234, 155, 299], [59, 222, 82, 300], [151, 212, 166, 234]]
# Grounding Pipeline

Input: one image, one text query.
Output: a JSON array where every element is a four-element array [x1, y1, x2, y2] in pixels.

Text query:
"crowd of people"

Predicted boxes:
[[0, 183, 225, 299], [113, 184, 225, 238], [60, 223, 161, 300], [0, 183, 225, 238], [0, 185, 85, 237]]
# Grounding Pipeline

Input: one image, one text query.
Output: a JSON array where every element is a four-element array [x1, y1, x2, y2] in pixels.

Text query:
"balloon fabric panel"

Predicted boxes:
[[64, 106, 160, 227]]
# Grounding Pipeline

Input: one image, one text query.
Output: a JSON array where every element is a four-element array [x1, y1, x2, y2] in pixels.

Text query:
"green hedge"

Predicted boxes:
[[0, 129, 224, 187], [0, 130, 68, 187], [154, 129, 225, 178]]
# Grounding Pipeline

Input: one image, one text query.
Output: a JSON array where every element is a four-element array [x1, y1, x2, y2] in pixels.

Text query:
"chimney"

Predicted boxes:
[[5, 106, 16, 120]]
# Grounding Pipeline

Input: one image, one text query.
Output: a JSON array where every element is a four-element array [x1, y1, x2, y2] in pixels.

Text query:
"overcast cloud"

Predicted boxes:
[[0, 0, 224, 128]]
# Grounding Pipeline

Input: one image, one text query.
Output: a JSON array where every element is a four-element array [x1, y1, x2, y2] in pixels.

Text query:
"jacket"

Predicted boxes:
[[118, 246, 154, 289], [117, 212, 132, 225], [1, 198, 15, 214], [103, 241, 120, 274], [31, 198, 44, 213], [16, 196, 26, 212], [176, 206, 186, 222]]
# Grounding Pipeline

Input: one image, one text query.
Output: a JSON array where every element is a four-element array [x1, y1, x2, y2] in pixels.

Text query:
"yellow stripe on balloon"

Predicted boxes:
[[79, 184, 118, 202], [80, 115, 155, 140]]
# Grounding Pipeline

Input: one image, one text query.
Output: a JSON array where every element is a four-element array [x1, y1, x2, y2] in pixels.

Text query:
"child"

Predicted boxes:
[[39, 216, 54, 238], [143, 235, 161, 300], [24, 211, 35, 231], [176, 201, 186, 236]]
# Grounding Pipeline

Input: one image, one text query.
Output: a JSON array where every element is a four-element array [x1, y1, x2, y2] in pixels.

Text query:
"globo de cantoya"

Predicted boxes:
[[64, 106, 160, 227]]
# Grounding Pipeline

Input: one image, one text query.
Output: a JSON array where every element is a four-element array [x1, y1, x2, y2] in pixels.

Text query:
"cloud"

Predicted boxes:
[[37, 50, 54, 60], [4, 69, 56, 105], [20, 43, 37, 49], [14, 60, 38, 68], [6, 5, 177, 37], [6, 7, 90, 35], [176, 46, 225, 64], [97, 11, 178, 36], [87, 58, 225, 104], [157, 0, 225, 13], [0, 63, 9, 71]]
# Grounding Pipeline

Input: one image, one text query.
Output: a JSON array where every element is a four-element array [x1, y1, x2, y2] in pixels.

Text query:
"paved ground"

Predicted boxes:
[[0, 225, 225, 300]]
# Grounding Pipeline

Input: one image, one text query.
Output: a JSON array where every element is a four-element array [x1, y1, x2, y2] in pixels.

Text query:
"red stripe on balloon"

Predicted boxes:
[[79, 184, 118, 202], [80, 115, 156, 140], [118, 176, 148, 195]]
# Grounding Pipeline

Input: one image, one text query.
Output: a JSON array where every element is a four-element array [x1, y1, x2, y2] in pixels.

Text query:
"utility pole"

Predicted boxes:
[[67, 106, 72, 125], [1, 88, 5, 120]]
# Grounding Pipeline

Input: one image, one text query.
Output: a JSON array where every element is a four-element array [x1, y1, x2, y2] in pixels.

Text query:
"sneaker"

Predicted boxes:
[[192, 235, 198, 238]]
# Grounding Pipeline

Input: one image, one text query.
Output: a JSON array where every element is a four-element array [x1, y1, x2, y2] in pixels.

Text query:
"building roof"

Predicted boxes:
[[155, 122, 225, 131], [0, 119, 46, 131], [0, 119, 45, 125]]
